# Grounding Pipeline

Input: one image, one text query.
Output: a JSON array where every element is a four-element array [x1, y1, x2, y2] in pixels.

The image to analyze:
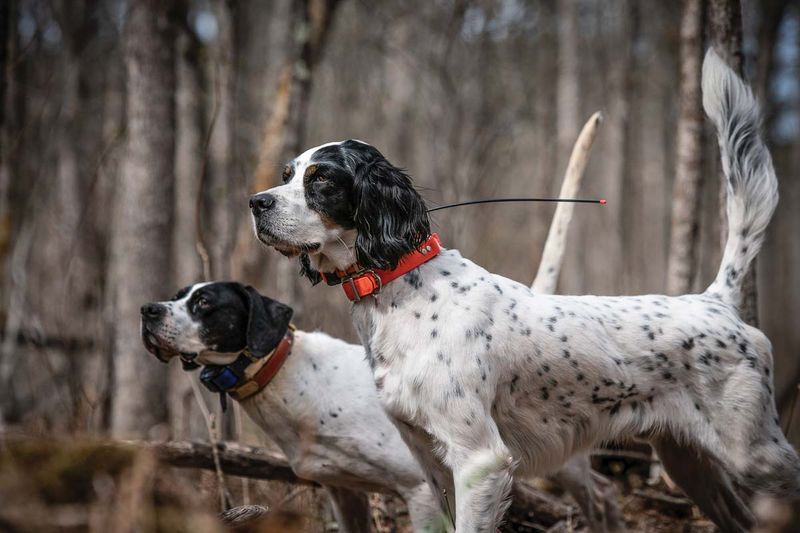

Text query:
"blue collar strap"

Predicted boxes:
[[199, 325, 295, 401]]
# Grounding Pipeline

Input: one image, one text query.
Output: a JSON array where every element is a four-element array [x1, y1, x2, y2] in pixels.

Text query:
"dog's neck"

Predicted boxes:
[[312, 230, 358, 272], [196, 348, 242, 366]]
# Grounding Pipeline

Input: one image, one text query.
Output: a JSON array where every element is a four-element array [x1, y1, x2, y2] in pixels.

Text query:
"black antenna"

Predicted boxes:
[[427, 197, 606, 213]]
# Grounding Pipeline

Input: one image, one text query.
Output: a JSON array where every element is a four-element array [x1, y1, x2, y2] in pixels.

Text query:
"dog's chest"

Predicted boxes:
[[239, 331, 423, 490]]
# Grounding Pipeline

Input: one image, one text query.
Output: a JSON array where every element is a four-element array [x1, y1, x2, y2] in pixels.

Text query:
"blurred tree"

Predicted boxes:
[[203, 0, 237, 281], [756, 0, 791, 131], [555, 0, 582, 293], [109, 0, 178, 438], [232, 0, 341, 312], [708, 0, 760, 326], [666, 0, 706, 295], [169, 1, 209, 441], [0, 0, 19, 309]]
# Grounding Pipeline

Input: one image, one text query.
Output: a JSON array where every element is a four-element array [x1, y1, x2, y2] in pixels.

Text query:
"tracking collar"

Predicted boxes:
[[321, 234, 442, 301], [199, 325, 295, 407]]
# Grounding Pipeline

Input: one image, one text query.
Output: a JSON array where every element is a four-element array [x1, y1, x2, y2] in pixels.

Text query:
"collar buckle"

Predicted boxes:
[[323, 234, 442, 302], [342, 269, 382, 301]]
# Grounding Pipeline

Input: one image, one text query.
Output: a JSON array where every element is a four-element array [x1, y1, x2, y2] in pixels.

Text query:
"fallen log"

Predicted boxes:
[[1, 434, 575, 530], [143, 439, 576, 530], [137, 439, 311, 486]]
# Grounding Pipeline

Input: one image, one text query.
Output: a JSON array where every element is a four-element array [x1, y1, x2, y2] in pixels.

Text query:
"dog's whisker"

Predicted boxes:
[[336, 235, 355, 262]]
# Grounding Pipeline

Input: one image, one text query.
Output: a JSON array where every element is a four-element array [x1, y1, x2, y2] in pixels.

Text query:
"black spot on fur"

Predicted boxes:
[[404, 270, 423, 289]]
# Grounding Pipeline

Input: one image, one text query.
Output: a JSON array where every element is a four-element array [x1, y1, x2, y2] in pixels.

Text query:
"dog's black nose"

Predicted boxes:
[[141, 303, 165, 319], [249, 193, 276, 214]]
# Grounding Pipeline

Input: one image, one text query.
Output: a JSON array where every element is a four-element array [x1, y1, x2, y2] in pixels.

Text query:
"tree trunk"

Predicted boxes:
[[0, 0, 18, 301], [591, 0, 636, 295], [666, 0, 705, 295], [755, 0, 790, 133], [708, 0, 758, 326], [555, 0, 583, 294], [170, 21, 212, 441], [110, 0, 177, 438], [203, 0, 237, 281], [231, 0, 340, 309]]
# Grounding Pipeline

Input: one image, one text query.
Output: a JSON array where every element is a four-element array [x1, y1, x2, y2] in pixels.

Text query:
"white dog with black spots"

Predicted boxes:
[[251, 50, 798, 532]]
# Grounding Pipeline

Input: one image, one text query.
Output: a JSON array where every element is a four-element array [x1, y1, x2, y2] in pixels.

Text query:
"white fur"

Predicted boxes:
[[702, 49, 779, 307]]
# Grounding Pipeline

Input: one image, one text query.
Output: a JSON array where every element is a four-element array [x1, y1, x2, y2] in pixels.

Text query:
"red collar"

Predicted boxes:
[[228, 327, 295, 401], [321, 234, 442, 301]]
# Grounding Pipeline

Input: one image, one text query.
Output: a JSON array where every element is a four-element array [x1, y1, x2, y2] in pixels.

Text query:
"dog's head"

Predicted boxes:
[[140, 282, 293, 368], [249, 140, 431, 282]]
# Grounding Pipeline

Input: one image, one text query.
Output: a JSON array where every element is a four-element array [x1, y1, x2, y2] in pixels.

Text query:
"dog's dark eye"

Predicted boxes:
[[195, 296, 209, 309]]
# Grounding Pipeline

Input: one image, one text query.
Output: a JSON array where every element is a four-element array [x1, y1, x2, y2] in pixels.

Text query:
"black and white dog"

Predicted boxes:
[[141, 150, 624, 532], [250, 50, 799, 532], [141, 281, 445, 533]]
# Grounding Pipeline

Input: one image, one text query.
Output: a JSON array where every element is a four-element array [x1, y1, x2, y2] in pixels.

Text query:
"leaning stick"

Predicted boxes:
[[532, 111, 603, 294]]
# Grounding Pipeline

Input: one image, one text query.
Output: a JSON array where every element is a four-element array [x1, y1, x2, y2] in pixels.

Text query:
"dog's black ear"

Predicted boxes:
[[351, 150, 430, 269], [240, 285, 294, 357], [299, 253, 323, 285]]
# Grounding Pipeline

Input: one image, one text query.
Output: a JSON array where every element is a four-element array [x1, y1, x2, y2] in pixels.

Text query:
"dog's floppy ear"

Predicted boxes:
[[299, 253, 323, 285], [351, 149, 431, 269], [239, 285, 294, 357]]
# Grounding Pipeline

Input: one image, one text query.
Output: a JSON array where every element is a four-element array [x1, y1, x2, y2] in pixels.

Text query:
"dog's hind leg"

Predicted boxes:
[[652, 435, 754, 533], [550, 455, 625, 533], [731, 424, 800, 499], [323, 485, 371, 533]]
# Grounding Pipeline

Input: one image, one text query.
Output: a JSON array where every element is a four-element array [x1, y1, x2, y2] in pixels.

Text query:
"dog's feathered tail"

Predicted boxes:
[[532, 111, 602, 294], [703, 49, 778, 306]]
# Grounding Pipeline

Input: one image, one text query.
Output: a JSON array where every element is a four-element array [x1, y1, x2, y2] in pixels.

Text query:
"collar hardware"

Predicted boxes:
[[199, 326, 295, 402], [321, 234, 442, 301]]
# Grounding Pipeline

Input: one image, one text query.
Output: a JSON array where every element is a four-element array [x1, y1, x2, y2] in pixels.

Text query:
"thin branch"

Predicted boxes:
[[194, 59, 223, 282], [188, 375, 232, 510]]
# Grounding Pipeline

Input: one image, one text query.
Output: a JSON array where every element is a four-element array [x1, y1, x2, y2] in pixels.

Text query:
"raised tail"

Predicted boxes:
[[703, 49, 778, 306], [532, 112, 602, 294]]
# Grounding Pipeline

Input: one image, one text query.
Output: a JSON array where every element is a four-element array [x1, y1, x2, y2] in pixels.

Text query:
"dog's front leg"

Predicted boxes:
[[391, 418, 456, 532], [443, 419, 516, 532], [323, 485, 371, 533]]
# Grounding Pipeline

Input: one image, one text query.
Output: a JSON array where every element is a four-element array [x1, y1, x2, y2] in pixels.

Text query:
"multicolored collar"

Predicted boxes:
[[199, 325, 295, 403], [321, 234, 442, 301]]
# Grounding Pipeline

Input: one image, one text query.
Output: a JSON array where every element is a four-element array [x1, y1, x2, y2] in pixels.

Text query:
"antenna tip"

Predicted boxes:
[[599, 199, 607, 205]]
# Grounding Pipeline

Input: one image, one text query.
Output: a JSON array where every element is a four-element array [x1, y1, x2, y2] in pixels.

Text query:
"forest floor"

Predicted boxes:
[[0, 434, 736, 532]]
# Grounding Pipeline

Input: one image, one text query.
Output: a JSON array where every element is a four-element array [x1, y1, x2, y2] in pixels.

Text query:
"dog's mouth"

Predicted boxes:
[[255, 225, 321, 258], [140, 322, 179, 362], [140, 322, 201, 371]]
